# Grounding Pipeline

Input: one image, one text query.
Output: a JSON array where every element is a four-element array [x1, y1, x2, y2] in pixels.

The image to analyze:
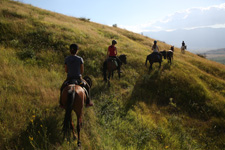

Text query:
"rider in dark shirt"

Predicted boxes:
[[182, 41, 185, 47], [65, 54, 83, 80], [60, 44, 93, 108]]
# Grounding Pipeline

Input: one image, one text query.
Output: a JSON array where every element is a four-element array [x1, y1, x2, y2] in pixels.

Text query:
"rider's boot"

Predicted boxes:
[[86, 96, 94, 107], [82, 82, 94, 107]]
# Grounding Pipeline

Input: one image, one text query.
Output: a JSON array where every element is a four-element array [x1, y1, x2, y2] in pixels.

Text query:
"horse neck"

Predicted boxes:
[[160, 51, 166, 57], [118, 55, 124, 64]]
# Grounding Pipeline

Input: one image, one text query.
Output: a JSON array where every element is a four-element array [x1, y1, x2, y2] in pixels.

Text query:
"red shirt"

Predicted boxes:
[[108, 45, 117, 56]]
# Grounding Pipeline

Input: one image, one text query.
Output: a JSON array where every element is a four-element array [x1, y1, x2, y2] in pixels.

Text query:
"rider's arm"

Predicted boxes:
[[65, 64, 68, 73], [80, 64, 84, 75], [106, 49, 109, 58], [115, 47, 118, 55]]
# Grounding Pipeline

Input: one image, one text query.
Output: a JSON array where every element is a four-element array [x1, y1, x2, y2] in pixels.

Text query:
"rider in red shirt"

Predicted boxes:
[[103, 40, 121, 81], [107, 40, 117, 57]]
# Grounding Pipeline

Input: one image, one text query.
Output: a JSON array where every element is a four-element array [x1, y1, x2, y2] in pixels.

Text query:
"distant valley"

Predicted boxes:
[[143, 27, 225, 53], [204, 48, 225, 64]]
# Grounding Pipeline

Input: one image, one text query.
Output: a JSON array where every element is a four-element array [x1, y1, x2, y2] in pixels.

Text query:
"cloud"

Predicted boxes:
[[121, 3, 225, 33]]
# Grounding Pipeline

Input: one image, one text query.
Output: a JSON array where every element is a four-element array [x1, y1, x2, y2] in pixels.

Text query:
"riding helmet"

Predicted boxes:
[[112, 40, 117, 45]]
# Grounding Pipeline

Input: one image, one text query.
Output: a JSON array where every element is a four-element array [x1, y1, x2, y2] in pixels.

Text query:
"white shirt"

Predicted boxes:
[[152, 45, 159, 52]]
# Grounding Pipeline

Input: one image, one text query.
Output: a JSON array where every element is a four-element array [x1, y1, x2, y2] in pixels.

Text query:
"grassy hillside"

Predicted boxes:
[[1, 0, 225, 149]]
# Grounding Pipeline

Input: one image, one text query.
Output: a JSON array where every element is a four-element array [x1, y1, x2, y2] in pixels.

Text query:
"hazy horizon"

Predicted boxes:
[[17, 0, 225, 52]]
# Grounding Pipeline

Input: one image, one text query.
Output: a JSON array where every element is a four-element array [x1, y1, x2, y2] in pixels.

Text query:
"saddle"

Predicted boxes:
[[107, 57, 118, 67], [63, 79, 89, 97], [65, 79, 83, 85]]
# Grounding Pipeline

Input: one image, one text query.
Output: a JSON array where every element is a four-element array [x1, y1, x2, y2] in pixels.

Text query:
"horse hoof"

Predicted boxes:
[[77, 141, 81, 147], [73, 135, 77, 141]]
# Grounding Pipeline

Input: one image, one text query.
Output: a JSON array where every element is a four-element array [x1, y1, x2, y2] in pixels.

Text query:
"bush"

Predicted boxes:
[[79, 17, 90, 22], [17, 48, 36, 60]]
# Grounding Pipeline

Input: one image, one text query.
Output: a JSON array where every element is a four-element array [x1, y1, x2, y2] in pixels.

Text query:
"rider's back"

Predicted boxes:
[[65, 55, 83, 79], [108, 45, 116, 57]]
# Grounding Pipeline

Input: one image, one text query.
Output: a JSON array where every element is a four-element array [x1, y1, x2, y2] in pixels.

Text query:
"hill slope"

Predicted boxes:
[[1, 1, 225, 149]]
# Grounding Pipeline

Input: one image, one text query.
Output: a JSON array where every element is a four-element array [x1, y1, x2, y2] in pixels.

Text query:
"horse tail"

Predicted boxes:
[[63, 86, 75, 137], [145, 55, 149, 66], [103, 60, 107, 80]]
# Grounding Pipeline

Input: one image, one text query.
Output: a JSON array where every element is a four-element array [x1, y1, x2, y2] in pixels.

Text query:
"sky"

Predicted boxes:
[[17, 0, 225, 33]]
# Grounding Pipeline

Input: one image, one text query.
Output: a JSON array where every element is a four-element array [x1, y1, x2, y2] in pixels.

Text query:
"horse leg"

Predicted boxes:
[[77, 115, 82, 147], [108, 71, 111, 87], [117, 69, 120, 79], [149, 62, 153, 70], [181, 49, 185, 54], [103, 61, 107, 81], [103, 71, 107, 82], [70, 116, 77, 140], [111, 71, 114, 79], [145, 58, 148, 66], [159, 62, 161, 68], [108, 70, 111, 80]]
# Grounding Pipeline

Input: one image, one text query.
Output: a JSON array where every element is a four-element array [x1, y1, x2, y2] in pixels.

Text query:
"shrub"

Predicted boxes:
[[17, 48, 36, 60], [112, 24, 117, 27], [79, 17, 90, 22]]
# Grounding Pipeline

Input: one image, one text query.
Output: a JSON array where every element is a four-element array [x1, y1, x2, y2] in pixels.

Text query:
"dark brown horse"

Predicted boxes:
[[145, 52, 163, 70], [166, 50, 173, 64], [61, 76, 92, 147], [160, 50, 174, 64], [103, 54, 127, 86]]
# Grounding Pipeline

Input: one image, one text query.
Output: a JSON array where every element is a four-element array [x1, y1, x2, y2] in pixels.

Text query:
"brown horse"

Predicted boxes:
[[103, 54, 127, 86], [160, 50, 173, 64], [61, 76, 92, 147], [145, 52, 163, 70]]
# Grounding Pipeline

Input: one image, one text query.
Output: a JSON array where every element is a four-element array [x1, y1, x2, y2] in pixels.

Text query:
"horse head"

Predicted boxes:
[[170, 46, 174, 52], [119, 54, 127, 64], [160, 50, 167, 59]]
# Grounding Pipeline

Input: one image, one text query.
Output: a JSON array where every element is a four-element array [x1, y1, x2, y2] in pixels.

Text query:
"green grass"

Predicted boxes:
[[0, 0, 225, 149]]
